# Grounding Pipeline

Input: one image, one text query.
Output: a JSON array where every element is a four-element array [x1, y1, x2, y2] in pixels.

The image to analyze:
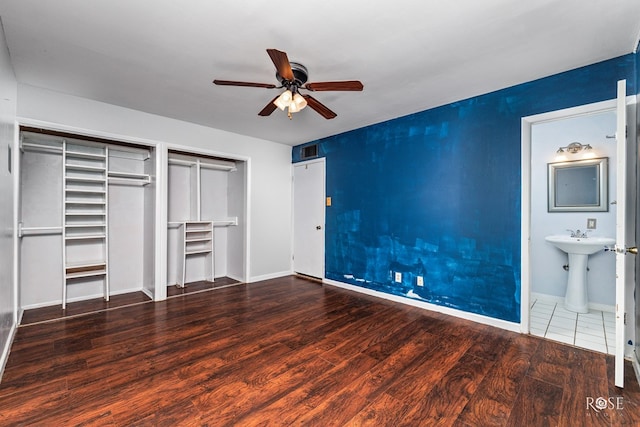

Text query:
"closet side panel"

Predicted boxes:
[[167, 163, 191, 285], [143, 150, 156, 295], [20, 149, 63, 308], [226, 162, 246, 281], [108, 184, 144, 294], [201, 168, 228, 278]]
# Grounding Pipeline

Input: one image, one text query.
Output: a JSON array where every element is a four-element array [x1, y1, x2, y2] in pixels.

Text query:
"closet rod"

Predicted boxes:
[[107, 177, 151, 186], [19, 225, 63, 237], [167, 218, 237, 228], [21, 141, 63, 153], [168, 158, 236, 171], [109, 148, 151, 161]]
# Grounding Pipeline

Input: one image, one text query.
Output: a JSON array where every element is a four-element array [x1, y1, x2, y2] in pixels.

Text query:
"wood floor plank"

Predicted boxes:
[[398, 352, 495, 426], [506, 376, 563, 426], [455, 334, 541, 426], [343, 392, 411, 427], [2, 275, 640, 425], [237, 352, 381, 426]]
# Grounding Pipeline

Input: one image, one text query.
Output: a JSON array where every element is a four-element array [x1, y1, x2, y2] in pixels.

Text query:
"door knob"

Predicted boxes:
[[627, 247, 638, 255], [316, 225, 322, 230]]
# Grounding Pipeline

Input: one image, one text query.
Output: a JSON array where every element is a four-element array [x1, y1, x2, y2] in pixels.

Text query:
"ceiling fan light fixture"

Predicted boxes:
[[273, 89, 292, 110], [293, 93, 307, 110], [289, 101, 301, 114]]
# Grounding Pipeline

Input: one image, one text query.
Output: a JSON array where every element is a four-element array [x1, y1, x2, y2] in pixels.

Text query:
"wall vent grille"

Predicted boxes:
[[300, 144, 318, 160]]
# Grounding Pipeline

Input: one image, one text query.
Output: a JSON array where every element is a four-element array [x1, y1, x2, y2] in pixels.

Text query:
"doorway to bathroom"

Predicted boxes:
[[521, 80, 636, 388], [529, 107, 617, 355]]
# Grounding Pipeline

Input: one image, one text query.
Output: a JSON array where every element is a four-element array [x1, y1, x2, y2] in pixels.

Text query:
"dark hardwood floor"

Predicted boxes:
[[2, 275, 640, 426], [21, 277, 240, 325]]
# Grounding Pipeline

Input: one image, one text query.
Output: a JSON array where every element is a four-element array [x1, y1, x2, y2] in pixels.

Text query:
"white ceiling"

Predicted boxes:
[[1, 1, 639, 146]]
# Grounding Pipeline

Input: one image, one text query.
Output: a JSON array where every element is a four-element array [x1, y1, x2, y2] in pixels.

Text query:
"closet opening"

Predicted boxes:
[[166, 149, 247, 294], [17, 127, 157, 324]]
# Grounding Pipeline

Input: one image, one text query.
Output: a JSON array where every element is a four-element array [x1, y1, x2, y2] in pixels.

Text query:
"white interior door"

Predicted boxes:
[[293, 159, 325, 279], [614, 79, 629, 388]]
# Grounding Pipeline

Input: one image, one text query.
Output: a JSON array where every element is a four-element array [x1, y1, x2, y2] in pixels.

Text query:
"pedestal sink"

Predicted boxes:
[[545, 235, 615, 313]]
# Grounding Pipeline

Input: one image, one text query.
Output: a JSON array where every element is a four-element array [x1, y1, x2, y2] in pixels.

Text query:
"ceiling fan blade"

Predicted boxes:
[[305, 81, 364, 91], [258, 96, 280, 116], [304, 95, 337, 119], [266, 49, 294, 81], [213, 79, 276, 89]]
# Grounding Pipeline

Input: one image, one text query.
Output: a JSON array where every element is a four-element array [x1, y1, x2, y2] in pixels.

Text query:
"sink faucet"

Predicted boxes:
[[567, 229, 590, 238]]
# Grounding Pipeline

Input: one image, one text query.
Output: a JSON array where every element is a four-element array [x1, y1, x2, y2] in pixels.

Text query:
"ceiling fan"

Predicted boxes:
[[213, 49, 363, 120]]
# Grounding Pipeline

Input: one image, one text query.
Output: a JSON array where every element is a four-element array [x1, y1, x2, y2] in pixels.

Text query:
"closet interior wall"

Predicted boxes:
[[167, 151, 245, 287], [18, 131, 155, 309]]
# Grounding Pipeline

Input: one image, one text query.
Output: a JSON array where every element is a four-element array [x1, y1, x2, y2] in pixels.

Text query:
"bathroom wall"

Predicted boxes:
[[293, 53, 637, 324], [530, 111, 617, 307]]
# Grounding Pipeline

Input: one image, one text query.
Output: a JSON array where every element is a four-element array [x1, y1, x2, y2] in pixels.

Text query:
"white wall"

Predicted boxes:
[[530, 110, 617, 307], [17, 84, 293, 283], [0, 19, 17, 378]]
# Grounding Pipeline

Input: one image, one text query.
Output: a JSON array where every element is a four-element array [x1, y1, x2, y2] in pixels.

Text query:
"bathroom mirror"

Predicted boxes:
[[548, 157, 608, 212]]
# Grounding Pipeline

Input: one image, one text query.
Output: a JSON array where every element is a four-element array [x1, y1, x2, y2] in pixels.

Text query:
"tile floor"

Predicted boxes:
[[530, 296, 615, 354]]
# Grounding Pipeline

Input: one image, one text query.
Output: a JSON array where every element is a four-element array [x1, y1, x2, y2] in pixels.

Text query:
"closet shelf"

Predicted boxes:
[[65, 176, 107, 183], [65, 261, 107, 279], [108, 171, 149, 179], [65, 200, 106, 205], [212, 218, 238, 227], [65, 151, 106, 160], [65, 164, 107, 172], [185, 237, 211, 243], [65, 188, 106, 193], [107, 171, 151, 186], [21, 140, 63, 153], [185, 249, 213, 255], [176, 221, 214, 287], [65, 212, 106, 216], [168, 218, 238, 228], [64, 233, 107, 240]]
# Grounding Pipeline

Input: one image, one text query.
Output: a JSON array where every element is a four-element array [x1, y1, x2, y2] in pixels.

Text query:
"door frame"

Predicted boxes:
[[292, 157, 326, 279], [520, 98, 620, 329]]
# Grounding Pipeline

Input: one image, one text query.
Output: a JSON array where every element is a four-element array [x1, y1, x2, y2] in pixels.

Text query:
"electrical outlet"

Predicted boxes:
[[416, 276, 424, 287], [394, 272, 402, 283], [587, 218, 597, 229]]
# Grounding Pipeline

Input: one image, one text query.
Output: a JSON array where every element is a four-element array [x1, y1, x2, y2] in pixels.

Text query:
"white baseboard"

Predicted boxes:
[[323, 278, 520, 333], [141, 287, 154, 300], [531, 292, 615, 313], [21, 286, 144, 311], [225, 273, 245, 283], [249, 270, 293, 283], [0, 321, 18, 383]]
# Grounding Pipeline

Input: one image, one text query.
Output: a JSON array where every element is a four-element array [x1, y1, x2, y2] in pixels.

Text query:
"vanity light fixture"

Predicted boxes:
[[556, 142, 592, 154]]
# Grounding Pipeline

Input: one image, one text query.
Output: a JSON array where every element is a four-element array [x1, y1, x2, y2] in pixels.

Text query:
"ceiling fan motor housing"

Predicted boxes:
[[277, 62, 308, 89]]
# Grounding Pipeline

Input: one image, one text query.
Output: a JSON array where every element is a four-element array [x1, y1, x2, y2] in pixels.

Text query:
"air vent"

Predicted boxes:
[[300, 144, 318, 160]]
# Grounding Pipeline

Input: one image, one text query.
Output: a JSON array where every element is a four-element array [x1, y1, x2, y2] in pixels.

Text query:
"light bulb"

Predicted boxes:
[[273, 90, 293, 111], [293, 93, 307, 110]]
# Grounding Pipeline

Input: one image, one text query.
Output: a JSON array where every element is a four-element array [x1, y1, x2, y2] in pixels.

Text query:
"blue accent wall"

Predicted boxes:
[[293, 54, 637, 323]]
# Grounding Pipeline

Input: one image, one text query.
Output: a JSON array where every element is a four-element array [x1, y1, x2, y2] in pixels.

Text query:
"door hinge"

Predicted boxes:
[[624, 312, 627, 325]]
